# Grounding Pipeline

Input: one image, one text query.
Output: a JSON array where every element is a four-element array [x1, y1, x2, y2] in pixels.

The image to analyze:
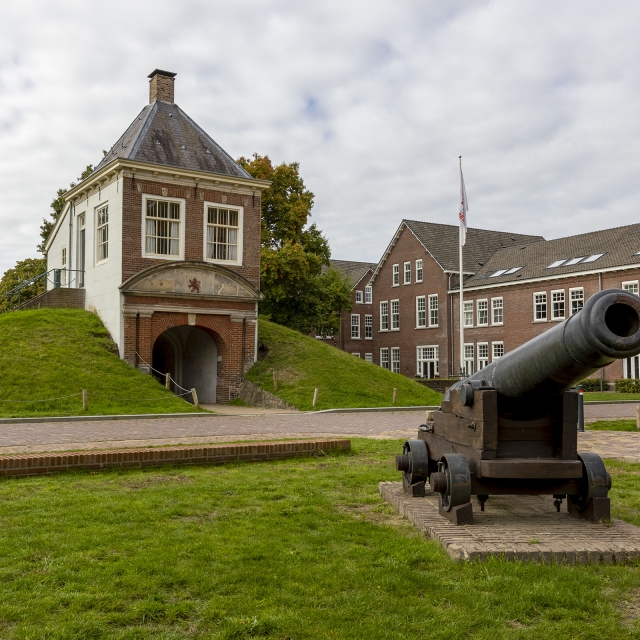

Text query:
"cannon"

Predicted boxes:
[[396, 289, 640, 524]]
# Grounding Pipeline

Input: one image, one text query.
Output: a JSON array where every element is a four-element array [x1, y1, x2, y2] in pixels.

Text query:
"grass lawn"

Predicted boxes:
[[0, 308, 198, 417], [588, 420, 639, 432], [1, 439, 640, 638], [585, 392, 640, 402], [245, 319, 442, 410]]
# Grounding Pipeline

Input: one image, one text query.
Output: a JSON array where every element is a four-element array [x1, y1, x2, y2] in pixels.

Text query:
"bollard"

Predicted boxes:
[[191, 388, 199, 409], [637, 405, 640, 430], [82, 389, 88, 412], [392, 388, 397, 404], [577, 384, 584, 432], [165, 372, 171, 390], [273, 371, 278, 391], [312, 388, 319, 407]]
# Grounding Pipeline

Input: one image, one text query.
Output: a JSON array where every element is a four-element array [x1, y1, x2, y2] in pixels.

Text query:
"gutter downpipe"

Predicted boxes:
[[68, 202, 74, 287], [448, 274, 454, 377], [599, 271, 604, 391]]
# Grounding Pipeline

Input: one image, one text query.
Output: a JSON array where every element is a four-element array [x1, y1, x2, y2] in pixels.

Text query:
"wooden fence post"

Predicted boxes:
[[192, 388, 200, 409], [392, 388, 397, 404], [273, 371, 278, 391], [82, 389, 88, 411], [165, 373, 171, 390], [312, 388, 319, 407]]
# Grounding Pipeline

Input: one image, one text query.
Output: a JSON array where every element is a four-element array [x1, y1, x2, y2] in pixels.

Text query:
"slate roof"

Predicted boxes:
[[465, 222, 640, 287], [93, 100, 251, 179], [329, 260, 377, 288], [403, 220, 544, 273]]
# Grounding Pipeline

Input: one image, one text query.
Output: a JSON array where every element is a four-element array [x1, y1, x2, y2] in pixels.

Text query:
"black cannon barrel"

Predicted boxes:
[[455, 289, 640, 402]]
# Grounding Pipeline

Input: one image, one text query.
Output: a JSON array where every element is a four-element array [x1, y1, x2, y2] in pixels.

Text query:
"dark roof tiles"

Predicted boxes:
[[329, 260, 377, 287]]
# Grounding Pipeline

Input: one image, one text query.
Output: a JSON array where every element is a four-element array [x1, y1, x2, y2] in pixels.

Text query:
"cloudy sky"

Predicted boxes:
[[1, 0, 640, 275]]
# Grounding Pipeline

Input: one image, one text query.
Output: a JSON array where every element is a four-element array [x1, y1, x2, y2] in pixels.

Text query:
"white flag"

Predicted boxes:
[[458, 164, 469, 246]]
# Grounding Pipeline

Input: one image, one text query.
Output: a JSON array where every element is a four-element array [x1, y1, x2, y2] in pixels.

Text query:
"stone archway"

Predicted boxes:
[[152, 326, 218, 404]]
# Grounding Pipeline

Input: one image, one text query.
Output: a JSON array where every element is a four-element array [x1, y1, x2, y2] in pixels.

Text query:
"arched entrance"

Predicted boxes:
[[152, 326, 218, 404]]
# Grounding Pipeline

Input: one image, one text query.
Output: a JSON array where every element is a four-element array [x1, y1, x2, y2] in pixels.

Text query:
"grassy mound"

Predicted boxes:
[[245, 318, 442, 410], [0, 308, 197, 417]]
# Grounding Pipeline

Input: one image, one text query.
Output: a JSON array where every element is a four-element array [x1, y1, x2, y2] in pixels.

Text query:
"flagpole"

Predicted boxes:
[[459, 155, 465, 378]]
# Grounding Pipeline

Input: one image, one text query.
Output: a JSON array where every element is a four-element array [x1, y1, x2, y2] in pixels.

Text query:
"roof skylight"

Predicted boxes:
[[582, 253, 605, 263], [504, 267, 523, 274], [564, 257, 585, 266], [489, 269, 509, 278], [546, 259, 567, 269]]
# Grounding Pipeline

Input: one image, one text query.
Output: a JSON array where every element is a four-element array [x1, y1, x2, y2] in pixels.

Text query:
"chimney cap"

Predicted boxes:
[[148, 69, 177, 79]]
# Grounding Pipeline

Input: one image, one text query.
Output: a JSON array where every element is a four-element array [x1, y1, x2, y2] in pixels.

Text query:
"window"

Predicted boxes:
[[96, 205, 108, 262], [551, 290, 565, 320], [477, 343, 489, 370], [365, 314, 373, 339], [623, 281, 639, 296], [205, 204, 242, 264], [380, 302, 389, 331], [463, 344, 474, 376], [145, 198, 181, 257], [61, 247, 67, 285], [391, 300, 400, 330], [416, 259, 423, 282], [380, 348, 389, 369], [416, 296, 426, 328], [624, 355, 640, 379], [492, 342, 504, 360], [352, 353, 360, 358], [392, 264, 400, 286], [490, 269, 508, 278], [570, 288, 584, 315], [491, 298, 503, 325], [351, 314, 360, 339], [582, 253, 605, 263], [564, 257, 585, 266], [477, 299, 488, 326], [417, 346, 439, 378], [534, 292, 547, 321], [428, 294, 439, 327], [463, 301, 473, 327], [355, 290, 363, 303], [546, 259, 567, 269], [404, 262, 411, 284], [365, 285, 372, 303], [391, 347, 400, 373], [365, 353, 373, 363]]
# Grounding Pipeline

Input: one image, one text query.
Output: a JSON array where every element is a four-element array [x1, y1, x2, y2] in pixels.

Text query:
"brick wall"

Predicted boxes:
[[18, 288, 86, 311]]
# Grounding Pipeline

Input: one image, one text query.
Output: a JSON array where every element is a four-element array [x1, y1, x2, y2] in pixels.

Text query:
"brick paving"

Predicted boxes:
[[381, 482, 640, 563]]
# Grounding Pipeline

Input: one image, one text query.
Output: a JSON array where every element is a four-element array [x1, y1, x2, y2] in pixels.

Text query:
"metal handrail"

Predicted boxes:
[[0, 269, 85, 312]]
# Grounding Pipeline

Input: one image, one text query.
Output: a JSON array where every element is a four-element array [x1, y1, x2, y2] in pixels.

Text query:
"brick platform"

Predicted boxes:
[[0, 439, 350, 478], [380, 482, 640, 564]]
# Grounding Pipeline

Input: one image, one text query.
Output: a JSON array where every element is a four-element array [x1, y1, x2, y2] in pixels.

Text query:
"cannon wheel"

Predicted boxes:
[[568, 452, 612, 511], [437, 454, 471, 512], [398, 440, 429, 487]]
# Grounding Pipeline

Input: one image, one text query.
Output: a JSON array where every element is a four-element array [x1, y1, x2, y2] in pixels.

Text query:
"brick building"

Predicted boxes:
[[44, 70, 270, 403], [336, 220, 640, 383]]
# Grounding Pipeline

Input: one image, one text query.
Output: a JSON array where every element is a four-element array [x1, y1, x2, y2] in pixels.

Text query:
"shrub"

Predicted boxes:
[[615, 378, 640, 393], [578, 378, 608, 392]]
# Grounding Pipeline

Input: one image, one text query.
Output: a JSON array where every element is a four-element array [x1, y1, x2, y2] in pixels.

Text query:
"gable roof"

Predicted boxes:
[[93, 100, 251, 179], [329, 260, 377, 288], [464, 222, 640, 288]]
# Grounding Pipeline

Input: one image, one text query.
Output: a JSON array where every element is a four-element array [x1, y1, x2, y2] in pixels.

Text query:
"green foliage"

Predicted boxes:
[[0, 257, 47, 311], [615, 378, 640, 393], [238, 154, 352, 334], [246, 318, 441, 410], [0, 308, 197, 417], [578, 377, 608, 392], [587, 419, 638, 431], [584, 391, 640, 401], [0, 440, 640, 637]]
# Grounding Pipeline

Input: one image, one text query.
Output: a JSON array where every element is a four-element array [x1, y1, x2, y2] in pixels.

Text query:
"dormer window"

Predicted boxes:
[[204, 203, 243, 265]]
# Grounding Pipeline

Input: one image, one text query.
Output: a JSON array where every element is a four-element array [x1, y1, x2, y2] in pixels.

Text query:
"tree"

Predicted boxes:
[[38, 164, 95, 254], [0, 257, 47, 311], [237, 154, 352, 334]]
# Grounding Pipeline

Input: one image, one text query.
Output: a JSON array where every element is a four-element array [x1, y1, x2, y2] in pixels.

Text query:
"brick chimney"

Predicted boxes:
[[148, 69, 177, 103]]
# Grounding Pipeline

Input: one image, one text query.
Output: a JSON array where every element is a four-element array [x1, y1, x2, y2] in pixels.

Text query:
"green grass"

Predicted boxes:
[[245, 319, 442, 410], [1, 440, 640, 638], [585, 392, 640, 402], [588, 420, 639, 432], [0, 308, 198, 417]]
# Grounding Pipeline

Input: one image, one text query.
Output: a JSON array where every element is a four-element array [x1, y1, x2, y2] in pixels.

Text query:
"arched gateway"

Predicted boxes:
[[120, 261, 261, 404]]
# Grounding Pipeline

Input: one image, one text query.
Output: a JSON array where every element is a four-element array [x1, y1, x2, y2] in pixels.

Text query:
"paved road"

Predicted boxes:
[[0, 406, 638, 460]]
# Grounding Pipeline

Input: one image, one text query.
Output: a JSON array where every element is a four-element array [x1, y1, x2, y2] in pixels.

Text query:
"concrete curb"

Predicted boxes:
[[312, 406, 440, 414]]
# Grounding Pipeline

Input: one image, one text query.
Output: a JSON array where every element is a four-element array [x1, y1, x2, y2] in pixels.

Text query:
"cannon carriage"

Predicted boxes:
[[396, 289, 640, 524]]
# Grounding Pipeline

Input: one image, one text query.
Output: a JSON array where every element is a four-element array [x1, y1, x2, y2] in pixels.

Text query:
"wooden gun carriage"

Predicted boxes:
[[396, 289, 640, 524]]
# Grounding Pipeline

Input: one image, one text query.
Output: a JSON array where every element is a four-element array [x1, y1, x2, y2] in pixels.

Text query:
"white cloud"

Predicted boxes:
[[1, 0, 640, 277]]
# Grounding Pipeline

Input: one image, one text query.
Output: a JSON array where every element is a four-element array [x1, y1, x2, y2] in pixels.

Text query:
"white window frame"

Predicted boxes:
[[463, 300, 473, 327], [476, 299, 488, 326], [352, 353, 360, 358], [365, 285, 372, 304], [351, 314, 360, 339], [391, 299, 400, 330], [364, 314, 373, 340], [96, 203, 109, 264], [569, 287, 585, 315], [142, 194, 186, 261], [428, 294, 439, 327], [415, 259, 423, 283], [477, 342, 489, 371], [491, 297, 503, 326], [380, 347, 389, 369], [622, 280, 639, 296], [463, 343, 474, 376], [203, 201, 243, 266], [417, 345, 439, 378], [492, 342, 504, 361], [551, 289, 565, 321], [416, 296, 426, 328], [380, 301, 389, 332], [61, 247, 67, 285], [392, 264, 400, 286], [404, 262, 411, 285], [391, 347, 400, 373], [364, 353, 373, 363], [533, 292, 547, 322], [355, 290, 363, 304]]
